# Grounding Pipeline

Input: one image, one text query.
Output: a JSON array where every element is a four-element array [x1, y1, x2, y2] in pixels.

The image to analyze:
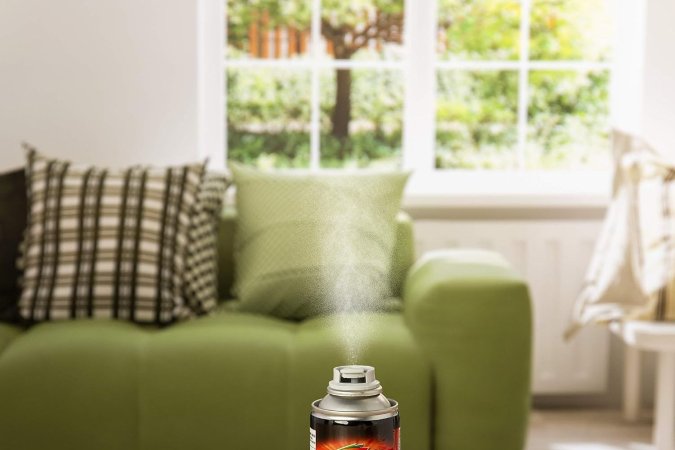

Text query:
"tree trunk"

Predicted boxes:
[[331, 67, 352, 159]]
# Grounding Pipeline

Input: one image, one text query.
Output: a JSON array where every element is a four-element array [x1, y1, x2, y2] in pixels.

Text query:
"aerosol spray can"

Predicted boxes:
[[310, 365, 400, 450]]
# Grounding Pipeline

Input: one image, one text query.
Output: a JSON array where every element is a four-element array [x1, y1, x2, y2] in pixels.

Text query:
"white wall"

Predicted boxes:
[[641, 0, 675, 156], [0, 0, 222, 170]]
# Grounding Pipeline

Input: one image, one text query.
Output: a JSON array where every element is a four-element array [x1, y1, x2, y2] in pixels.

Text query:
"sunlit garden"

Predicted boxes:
[[226, 0, 612, 170]]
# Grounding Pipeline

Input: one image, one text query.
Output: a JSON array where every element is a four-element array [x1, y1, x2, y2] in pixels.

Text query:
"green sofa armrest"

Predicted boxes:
[[404, 249, 532, 450]]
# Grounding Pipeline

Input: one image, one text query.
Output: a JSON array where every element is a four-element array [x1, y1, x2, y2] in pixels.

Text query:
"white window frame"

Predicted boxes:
[[203, 0, 646, 205]]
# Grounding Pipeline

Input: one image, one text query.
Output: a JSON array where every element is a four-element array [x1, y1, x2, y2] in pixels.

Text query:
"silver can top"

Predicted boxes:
[[313, 365, 398, 419]]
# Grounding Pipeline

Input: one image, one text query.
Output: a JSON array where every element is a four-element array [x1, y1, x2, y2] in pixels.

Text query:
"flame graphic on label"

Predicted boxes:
[[318, 439, 394, 450]]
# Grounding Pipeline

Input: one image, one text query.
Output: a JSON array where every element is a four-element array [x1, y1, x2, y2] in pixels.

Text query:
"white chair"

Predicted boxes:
[[613, 321, 675, 450], [571, 131, 675, 450]]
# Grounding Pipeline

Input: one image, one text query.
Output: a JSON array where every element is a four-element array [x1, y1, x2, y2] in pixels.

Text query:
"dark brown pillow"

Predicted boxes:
[[0, 169, 27, 323]]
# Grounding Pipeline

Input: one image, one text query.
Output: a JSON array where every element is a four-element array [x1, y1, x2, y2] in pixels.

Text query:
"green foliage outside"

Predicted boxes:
[[227, 68, 403, 169], [226, 69, 312, 168], [437, 0, 521, 60], [226, 0, 612, 170], [526, 70, 609, 169], [435, 71, 519, 169]]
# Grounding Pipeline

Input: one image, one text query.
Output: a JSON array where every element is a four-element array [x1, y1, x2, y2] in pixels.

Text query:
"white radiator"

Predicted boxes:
[[413, 219, 609, 394]]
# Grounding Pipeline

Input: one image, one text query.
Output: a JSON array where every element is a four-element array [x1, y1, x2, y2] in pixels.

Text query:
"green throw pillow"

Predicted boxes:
[[231, 163, 409, 320]]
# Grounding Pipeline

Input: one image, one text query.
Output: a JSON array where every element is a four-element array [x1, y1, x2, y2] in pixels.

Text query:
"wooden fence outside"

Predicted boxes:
[[241, 11, 395, 59]]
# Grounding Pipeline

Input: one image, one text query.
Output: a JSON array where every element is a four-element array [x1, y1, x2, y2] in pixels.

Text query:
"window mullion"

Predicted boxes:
[[309, 0, 322, 170], [402, 0, 438, 172], [516, 0, 532, 170], [222, 1, 229, 166]]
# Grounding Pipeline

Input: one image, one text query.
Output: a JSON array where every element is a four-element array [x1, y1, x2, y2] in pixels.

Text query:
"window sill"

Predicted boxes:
[[403, 170, 611, 219], [403, 192, 609, 209]]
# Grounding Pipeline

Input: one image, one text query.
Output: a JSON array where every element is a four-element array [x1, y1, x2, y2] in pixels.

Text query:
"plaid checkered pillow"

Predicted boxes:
[[19, 146, 228, 324], [183, 173, 230, 315]]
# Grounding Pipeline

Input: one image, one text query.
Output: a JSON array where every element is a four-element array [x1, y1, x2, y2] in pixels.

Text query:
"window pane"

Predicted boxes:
[[227, 68, 311, 168], [436, 71, 519, 169], [527, 70, 610, 169], [320, 69, 403, 168], [227, 0, 311, 60], [437, 0, 521, 60], [530, 0, 613, 61], [321, 0, 404, 60]]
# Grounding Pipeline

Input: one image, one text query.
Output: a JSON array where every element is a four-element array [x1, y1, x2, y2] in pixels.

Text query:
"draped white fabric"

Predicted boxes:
[[567, 130, 675, 338]]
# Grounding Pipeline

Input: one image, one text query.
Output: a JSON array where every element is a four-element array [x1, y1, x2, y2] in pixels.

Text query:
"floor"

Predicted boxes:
[[527, 409, 653, 450]]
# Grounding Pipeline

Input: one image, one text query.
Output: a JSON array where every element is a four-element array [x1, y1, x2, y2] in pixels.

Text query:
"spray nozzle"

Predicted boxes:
[[340, 375, 367, 383], [328, 365, 382, 396], [339, 367, 369, 383]]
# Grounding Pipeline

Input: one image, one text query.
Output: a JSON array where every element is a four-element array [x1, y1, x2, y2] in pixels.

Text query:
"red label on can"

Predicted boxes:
[[310, 414, 400, 450], [315, 435, 399, 450]]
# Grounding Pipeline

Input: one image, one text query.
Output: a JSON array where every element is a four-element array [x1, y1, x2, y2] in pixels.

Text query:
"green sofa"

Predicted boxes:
[[0, 212, 532, 450]]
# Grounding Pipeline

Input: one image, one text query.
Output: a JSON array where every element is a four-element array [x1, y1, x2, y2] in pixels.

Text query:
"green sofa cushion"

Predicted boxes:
[[230, 164, 409, 319], [0, 311, 430, 450], [404, 249, 532, 450], [0, 323, 22, 353], [0, 320, 143, 450]]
